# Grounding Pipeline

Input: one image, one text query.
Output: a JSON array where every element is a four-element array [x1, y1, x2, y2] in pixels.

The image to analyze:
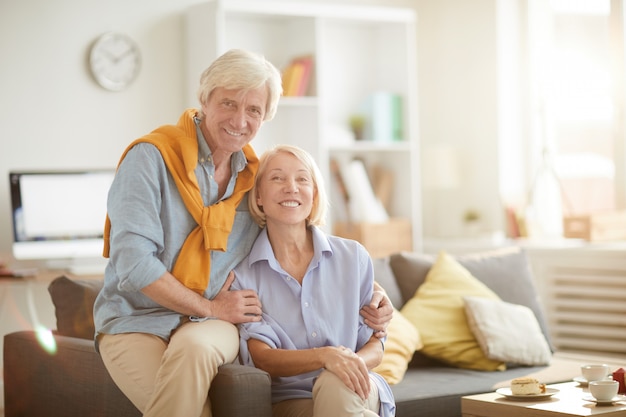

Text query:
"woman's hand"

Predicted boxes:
[[322, 346, 371, 400]]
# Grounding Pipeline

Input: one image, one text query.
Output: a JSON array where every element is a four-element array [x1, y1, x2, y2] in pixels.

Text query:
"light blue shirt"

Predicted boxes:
[[94, 117, 260, 342], [233, 226, 395, 416]]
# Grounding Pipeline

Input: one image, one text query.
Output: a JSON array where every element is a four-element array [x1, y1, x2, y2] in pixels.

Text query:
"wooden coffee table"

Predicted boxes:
[[462, 381, 626, 417]]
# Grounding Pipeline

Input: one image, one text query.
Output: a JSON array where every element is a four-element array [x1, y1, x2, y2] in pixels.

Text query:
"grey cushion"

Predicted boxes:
[[388, 247, 554, 351], [372, 256, 404, 308]]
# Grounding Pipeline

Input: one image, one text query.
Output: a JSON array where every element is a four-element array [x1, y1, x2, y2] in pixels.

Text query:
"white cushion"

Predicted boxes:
[[463, 296, 552, 366]]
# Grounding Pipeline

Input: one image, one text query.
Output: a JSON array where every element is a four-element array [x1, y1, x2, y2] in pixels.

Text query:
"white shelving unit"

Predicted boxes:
[[185, 0, 421, 251]]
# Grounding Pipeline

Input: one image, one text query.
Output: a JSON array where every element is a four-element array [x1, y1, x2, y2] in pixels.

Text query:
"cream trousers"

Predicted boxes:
[[99, 319, 239, 417], [272, 369, 381, 417]]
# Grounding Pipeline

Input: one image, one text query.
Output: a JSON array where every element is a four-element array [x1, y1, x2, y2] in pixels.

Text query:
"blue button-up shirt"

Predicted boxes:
[[233, 226, 395, 416]]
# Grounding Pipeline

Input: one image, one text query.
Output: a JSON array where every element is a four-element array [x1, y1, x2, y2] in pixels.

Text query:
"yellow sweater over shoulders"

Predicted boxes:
[[103, 109, 258, 294]]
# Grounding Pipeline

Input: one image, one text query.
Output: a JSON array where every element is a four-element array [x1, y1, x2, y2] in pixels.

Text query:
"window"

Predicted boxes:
[[542, 0, 617, 216]]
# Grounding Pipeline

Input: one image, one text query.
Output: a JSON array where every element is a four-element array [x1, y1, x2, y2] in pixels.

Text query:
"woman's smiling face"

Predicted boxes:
[[255, 151, 315, 227]]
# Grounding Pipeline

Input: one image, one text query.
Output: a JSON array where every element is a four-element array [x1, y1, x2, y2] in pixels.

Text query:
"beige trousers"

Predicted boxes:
[[272, 370, 381, 417], [99, 319, 239, 417]]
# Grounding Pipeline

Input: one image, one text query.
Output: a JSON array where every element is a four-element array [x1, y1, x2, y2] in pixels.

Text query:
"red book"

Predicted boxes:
[[294, 55, 313, 96]]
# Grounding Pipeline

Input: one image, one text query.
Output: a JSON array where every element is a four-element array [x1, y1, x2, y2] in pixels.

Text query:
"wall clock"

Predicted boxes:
[[89, 32, 141, 91]]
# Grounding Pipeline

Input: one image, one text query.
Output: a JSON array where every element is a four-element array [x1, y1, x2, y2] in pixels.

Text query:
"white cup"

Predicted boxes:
[[589, 380, 619, 402], [581, 364, 610, 382]]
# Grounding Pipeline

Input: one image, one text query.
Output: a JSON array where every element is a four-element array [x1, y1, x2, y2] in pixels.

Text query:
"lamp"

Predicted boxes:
[[526, 146, 564, 238]]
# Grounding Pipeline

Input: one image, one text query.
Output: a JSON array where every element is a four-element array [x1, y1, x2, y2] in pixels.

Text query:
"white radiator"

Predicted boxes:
[[535, 258, 626, 355]]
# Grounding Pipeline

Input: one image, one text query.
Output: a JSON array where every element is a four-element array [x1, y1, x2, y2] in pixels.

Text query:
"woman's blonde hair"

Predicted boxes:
[[249, 145, 329, 228], [197, 49, 282, 121]]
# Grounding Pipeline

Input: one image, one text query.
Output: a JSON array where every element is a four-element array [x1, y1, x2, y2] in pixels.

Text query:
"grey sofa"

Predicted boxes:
[[3, 247, 617, 417]]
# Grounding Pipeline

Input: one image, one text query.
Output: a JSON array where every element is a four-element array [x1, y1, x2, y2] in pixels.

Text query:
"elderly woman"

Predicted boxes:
[[232, 145, 395, 417]]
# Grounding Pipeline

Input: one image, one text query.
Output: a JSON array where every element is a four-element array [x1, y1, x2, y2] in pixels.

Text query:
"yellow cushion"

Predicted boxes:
[[400, 251, 506, 371], [373, 308, 423, 385]]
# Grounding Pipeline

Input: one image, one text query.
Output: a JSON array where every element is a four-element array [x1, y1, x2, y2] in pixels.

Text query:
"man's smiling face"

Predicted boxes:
[[200, 86, 267, 154]]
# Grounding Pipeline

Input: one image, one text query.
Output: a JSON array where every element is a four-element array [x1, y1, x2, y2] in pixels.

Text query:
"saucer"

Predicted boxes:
[[582, 394, 626, 406], [574, 376, 589, 386], [573, 376, 613, 386], [496, 387, 559, 401]]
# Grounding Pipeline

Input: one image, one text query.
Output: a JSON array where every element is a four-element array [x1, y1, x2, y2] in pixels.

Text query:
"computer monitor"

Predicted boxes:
[[9, 169, 115, 275]]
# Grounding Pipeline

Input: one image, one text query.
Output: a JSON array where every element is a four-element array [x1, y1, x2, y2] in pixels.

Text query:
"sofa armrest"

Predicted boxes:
[[210, 363, 272, 417], [4, 331, 141, 417], [4, 331, 272, 417]]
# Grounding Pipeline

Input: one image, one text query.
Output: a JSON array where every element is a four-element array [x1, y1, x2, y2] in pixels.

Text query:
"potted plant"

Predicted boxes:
[[463, 209, 481, 236], [349, 114, 366, 140]]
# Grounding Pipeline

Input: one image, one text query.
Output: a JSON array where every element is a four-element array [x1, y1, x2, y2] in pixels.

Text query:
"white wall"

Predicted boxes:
[[417, 0, 505, 238], [0, 0, 425, 255]]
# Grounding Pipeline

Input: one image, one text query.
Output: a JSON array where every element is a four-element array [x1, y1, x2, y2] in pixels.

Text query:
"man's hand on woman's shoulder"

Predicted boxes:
[[360, 285, 393, 338]]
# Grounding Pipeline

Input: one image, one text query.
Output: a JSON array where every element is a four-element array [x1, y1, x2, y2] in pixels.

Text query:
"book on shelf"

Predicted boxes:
[[329, 158, 389, 224], [360, 91, 403, 142], [371, 164, 394, 213], [281, 55, 314, 97]]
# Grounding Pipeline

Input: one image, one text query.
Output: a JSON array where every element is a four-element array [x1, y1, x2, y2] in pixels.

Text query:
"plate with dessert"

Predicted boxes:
[[496, 377, 559, 401]]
